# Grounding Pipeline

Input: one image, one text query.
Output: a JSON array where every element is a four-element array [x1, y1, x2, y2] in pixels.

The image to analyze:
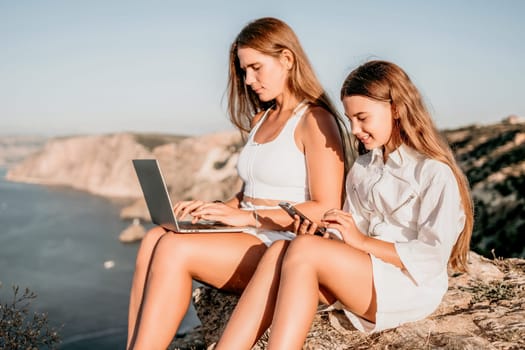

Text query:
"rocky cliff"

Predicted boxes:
[[5, 131, 243, 203], [4, 118, 524, 258], [442, 116, 525, 259], [6, 133, 152, 198]]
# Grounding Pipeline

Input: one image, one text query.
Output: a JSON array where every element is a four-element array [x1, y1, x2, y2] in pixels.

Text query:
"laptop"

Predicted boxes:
[[132, 159, 249, 233]]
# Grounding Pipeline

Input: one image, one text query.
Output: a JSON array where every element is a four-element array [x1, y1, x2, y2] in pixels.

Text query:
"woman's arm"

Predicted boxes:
[[187, 107, 346, 230], [223, 184, 245, 208], [246, 106, 346, 230], [294, 106, 346, 219]]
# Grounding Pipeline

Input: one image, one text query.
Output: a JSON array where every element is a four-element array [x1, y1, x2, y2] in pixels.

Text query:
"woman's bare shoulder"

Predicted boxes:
[[300, 105, 339, 134]]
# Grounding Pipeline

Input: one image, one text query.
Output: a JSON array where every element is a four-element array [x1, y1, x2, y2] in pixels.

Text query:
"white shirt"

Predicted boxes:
[[345, 144, 466, 286]]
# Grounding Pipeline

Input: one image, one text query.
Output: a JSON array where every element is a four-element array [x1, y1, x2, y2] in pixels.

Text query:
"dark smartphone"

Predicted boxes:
[[278, 202, 326, 237]]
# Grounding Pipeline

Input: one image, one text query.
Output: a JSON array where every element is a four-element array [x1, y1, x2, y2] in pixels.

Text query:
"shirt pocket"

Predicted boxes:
[[378, 188, 417, 226], [352, 185, 374, 215]]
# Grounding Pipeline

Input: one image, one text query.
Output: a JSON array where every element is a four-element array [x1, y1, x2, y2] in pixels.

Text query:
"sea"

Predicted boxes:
[[0, 167, 199, 349]]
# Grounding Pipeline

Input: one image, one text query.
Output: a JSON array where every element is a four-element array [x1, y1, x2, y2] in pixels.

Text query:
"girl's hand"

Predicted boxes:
[[188, 202, 255, 227], [321, 209, 366, 249]]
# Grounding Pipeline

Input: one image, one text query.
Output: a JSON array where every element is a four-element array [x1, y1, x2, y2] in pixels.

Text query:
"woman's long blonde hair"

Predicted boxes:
[[340, 60, 473, 272], [227, 17, 353, 171]]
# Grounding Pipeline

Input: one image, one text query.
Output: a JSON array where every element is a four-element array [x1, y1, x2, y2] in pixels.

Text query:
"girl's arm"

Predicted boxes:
[[322, 209, 404, 268], [327, 161, 465, 284], [360, 236, 404, 268], [394, 162, 466, 285]]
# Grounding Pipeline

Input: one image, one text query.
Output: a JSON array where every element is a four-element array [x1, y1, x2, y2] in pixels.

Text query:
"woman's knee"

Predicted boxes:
[[150, 233, 196, 269], [282, 235, 319, 268], [267, 239, 289, 255], [134, 226, 168, 269], [288, 234, 318, 251], [259, 240, 289, 265], [141, 226, 167, 248]]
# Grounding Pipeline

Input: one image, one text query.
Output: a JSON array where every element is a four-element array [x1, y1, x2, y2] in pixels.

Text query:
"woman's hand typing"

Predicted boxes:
[[173, 200, 255, 227]]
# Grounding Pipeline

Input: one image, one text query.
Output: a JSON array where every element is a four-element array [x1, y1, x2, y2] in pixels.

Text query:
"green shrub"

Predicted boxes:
[[0, 284, 61, 349]]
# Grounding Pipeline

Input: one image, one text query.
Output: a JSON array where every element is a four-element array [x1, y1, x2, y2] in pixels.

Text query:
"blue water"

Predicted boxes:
[[0, 168, 199, 349]]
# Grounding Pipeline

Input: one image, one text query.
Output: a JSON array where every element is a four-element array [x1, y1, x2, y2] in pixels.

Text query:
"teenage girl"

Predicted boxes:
[[126, 17, 350, 350], [215, 60, 474, 350]]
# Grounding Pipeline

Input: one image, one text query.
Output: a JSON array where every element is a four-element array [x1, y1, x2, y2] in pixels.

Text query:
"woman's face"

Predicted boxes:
[[342, 95, 397, 154], [237, 47, 290, 102]]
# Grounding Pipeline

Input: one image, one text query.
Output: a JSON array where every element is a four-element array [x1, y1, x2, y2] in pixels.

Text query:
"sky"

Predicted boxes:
[[1, 0, 524, 136]]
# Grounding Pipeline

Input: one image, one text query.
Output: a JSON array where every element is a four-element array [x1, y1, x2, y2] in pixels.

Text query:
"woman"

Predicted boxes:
[[126, 17, 350, 350], [215, 60, 474, 349]]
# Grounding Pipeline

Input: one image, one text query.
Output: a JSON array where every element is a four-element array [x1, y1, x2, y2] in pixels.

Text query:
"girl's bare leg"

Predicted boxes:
[[215, 239, 290, 350], [267, 235, 376, 350], [129, 232, 266, 350], [127, 226, 167, 347]]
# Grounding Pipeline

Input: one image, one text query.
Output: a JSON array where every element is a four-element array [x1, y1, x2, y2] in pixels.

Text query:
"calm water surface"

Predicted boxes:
[[0, 168, 198, 349]]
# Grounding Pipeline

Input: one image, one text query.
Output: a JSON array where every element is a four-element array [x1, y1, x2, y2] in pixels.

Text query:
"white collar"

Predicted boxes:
[[366, 144, 419, 167]]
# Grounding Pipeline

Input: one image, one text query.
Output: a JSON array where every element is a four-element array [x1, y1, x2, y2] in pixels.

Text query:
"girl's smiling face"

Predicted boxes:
[[343, 95, 397, 156], [237, 47, 290, 102]]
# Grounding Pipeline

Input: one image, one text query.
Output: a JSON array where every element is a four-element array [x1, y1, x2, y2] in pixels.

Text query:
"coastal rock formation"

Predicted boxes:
[[5, 130, 243, 203], [169, 251, 525, 349], [119, 218, 146, 243], [5, 130, 244, 243], [5, 133, 153, 198]]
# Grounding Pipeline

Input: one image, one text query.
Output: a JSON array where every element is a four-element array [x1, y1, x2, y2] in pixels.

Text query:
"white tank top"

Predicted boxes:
[[237, 101, 310, 202]]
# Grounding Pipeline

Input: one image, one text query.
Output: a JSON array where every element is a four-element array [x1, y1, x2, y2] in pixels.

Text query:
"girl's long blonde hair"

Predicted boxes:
[[341, 60, 473, 272], [227, 17, 353, 171]]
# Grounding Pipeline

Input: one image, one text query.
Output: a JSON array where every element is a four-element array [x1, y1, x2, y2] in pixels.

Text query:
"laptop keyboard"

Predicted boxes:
[[178, 221, 228, 229]]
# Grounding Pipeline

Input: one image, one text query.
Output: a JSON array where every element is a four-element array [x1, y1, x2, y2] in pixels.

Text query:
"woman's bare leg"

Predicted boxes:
[[267, 235, 376, 350], [215, 239, 290, 350], [129, 232, 266, 350], [127, 226, 167, 347]]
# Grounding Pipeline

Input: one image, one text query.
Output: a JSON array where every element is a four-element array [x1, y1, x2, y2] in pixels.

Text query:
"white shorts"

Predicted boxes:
[[240, 201, 296, 246], [340, 254, 445, 332]]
